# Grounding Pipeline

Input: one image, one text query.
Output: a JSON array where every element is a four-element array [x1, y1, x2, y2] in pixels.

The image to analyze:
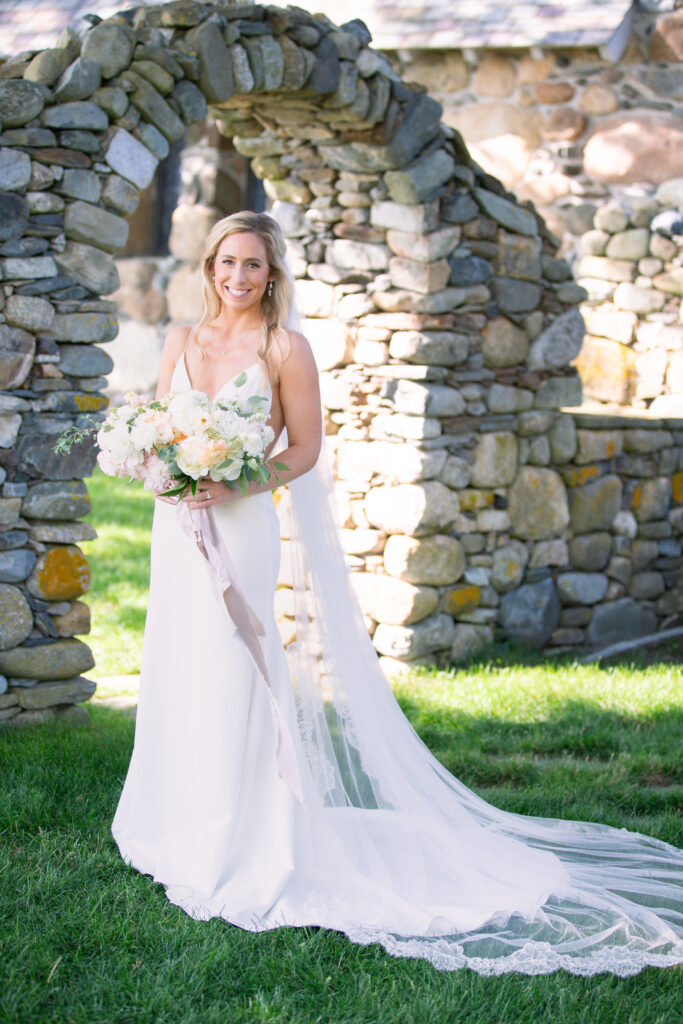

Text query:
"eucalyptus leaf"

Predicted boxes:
[[233, 371, 247, 388], [273, 461, 290, 472]]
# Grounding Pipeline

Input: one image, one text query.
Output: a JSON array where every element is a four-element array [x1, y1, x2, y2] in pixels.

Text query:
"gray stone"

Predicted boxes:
[[4, 295, 54, 333], [556, 572, 608, 605], [0, 414, 21, 448], [570, 475, 622, 535], [0, 325, 35, 390], [0, 584, 33, 650], [186, 21, 234, 103], [309, 37, 340, 94], [0, 549, 37, 583], [57, 168, 102, 204], [29, 520, 96, 543], [473, 188, 538, 237], [389, 330, 468, 366], [628, 571, 665, 600], [63, 201, 129, 254], [0, 80, 45, 127], [384, 149, 455, 205], [388, 257, 451, 295], [122, 70, 184, 142], [350, 573, 438, 626], [2, 255, 57, 279], [321, 93, 442, 170], [500, 578, 560, 648], [22, 480, 90, 520], [613, 283, 666, 315], [438, 455, 471, 489], [17, 429, 99, 479], [594, 207, 628, 233], [101, 174, 139, 215], [384, 533, 465, 585], [491, 540, 529, 593], [509, 466, 569, 540], [528, 308, 585, 372], [172, 81, 207, 124], [391, 380, 465, 417], [0, 192, 29, 240], [579, 229, 610, 256], [365, 481, 460, 536], [55, 242, 120, 295], [41, 101, 108, 131], [605, 228, 650, 261], [0, 638, 94, 681], [586, 597, 657, 647], [25, 191, 64, 214], [16, 675, 96, 710], [534, 375, 583, 409], [92, 86, 128, 119], [58, 344, 113, 377], [371, 200, 439, 234], [441, 193, 478, 224], [0, 148, 31, 192], [52, 311, 118, 343], [471, 432, 518, 487], [54, 57, 102, 103], [104, 127, 158, 189], [495, 231, 542, 282], [450, 623, 493, 663], [633, 477, 671, 523], [569, 532, 612, 571], [81, 21, 134, 78], [481, 316, 528, 368], [449, 256, 492, 287], [373, 614, 456, 659], [491, 278, 542, 313], [24, 47, 72, 86], [327, 239, 390, 272]]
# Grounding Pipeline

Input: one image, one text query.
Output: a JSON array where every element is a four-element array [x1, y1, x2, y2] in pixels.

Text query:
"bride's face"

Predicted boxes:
[[212, 232, 272, 314]]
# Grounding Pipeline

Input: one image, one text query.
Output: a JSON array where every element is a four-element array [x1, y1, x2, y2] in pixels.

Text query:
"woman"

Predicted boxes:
[[112, 211, 683, 976]]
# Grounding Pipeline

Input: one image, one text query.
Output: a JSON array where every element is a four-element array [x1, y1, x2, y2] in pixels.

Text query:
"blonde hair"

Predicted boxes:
[[190, 211, 294, 383]]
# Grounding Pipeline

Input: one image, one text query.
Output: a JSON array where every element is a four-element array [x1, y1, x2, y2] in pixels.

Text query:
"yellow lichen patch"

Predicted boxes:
[[74, 393, 108, 412], [458, 490, 495, 512], [34, 546, 90, 601], [564, 465, 600, 488], [605, 439, 616, 458], [444, 584, 481, 617], [631, 483, 643, 511], [672, 471, 683, 505]]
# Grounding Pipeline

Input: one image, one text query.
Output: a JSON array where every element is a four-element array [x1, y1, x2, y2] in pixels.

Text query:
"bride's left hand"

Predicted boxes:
[[183, 480, 240, 510]]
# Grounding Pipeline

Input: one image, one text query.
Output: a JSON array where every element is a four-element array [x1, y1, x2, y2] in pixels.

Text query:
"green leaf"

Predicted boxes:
[[233, 371, 247, 388], [273, 461, 290, 472]]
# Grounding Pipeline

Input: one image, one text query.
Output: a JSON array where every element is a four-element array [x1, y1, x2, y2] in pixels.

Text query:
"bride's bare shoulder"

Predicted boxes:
[[278, 328, 315, 368], [163, 323, 192, 357]]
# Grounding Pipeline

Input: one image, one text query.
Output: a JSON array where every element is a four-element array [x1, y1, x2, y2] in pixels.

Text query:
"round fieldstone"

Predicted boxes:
[[373, 614, 456, 660], [350, 573, 438, 626], [0, 549, 37, 584], [0, 638, 94, 681], [4, 295, 55, 333], [508, 467, 569, 540], [81, 21, 135, 78], [0, 192, 29, 241], [384, 534, 465, 586], [556, 572, 608, 605], [491, 540, 529, 593], [54, 57, 102, 103], [499, 578, 560, 648], [52, 601, 91, 637], [632, 477, 671, 523], [0, 584, 33, 650], [26, 546, 90, 601], [528, 308, 585, 371], [568, 533, 612, 571], [471, 432, 518, 488], [450, 624, 493, 663], [16, 675, 96, 710], [628, 572, 665, 600], [365, 482, 460, 537], [584, 112, 683, 185], [22, 481, 91, 521], [57, 344, 114, 377], [586, 597, 658, 647], [569, 475, 622, 535], [0, 80, 45, 127], [549, 414, 577, 464], [0, 325, 35, 391], [481, 316, 529, 368]]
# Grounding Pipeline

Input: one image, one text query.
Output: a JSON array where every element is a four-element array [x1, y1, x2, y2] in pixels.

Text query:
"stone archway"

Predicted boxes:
[[5, 1, 677, 728]]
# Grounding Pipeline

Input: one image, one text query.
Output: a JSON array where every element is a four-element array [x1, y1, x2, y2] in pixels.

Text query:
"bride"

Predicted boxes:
[[112, 211, 683, 977]]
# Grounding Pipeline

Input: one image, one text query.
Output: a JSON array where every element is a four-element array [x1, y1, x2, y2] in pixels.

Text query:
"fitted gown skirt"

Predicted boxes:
[[112, 491, 303, 924]]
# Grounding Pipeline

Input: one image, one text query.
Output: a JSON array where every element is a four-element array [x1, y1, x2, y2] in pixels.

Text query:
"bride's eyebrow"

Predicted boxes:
[[220, 252, 263, 262]]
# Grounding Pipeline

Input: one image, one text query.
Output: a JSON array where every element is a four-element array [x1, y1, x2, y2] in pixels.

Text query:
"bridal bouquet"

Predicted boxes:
[[56, 386, 286, 499]]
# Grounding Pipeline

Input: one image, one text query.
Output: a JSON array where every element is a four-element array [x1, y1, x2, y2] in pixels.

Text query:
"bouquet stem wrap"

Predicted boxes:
[[176, 502, 304, 806]]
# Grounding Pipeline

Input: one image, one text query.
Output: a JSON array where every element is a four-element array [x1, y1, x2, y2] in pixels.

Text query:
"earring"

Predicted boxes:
[[267, 281, 273, 297]]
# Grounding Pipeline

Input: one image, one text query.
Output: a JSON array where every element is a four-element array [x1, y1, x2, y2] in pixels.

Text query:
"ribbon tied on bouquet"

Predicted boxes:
[[176, 502, 305, 806]]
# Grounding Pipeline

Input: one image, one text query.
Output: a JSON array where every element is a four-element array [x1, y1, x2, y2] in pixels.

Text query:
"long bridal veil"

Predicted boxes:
[[279, 274, 683, 977]]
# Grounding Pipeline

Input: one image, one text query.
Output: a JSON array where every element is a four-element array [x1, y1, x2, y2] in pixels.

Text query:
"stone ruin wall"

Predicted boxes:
[[0, 1, 681, 727]]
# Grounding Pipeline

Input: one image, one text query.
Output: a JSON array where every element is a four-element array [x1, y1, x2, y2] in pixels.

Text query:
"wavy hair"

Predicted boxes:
[[189, 211, 294, 383]]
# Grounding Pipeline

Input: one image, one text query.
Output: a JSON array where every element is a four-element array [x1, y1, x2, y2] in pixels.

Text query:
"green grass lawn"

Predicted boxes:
[[0, 471, 681, 1023]]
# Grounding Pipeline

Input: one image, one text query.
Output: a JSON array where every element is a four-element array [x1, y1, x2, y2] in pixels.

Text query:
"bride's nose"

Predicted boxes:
[[232, 261, 248, 284]]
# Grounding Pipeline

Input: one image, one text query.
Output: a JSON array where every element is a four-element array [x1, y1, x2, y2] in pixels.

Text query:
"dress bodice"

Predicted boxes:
[[171, 353, 272, 414]]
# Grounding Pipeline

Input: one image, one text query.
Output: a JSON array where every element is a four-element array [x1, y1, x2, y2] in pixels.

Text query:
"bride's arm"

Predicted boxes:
[[184, 331, 322, 509], [155, 325, 191, 400]]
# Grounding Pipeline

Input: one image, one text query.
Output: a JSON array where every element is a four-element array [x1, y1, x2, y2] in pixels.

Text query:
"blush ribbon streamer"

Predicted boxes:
[[176, 502, 305, 805]]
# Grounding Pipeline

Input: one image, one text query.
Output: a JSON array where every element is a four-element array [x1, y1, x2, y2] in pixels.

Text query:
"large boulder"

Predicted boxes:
[[583, 112, 683, 185], [499, 578, 560, 648]]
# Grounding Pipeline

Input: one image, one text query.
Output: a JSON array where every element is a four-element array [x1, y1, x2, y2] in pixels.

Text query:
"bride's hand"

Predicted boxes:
[[182, 480, 239, 510]]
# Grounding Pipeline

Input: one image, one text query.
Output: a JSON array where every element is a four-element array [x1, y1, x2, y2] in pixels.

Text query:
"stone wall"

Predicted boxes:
[[0, 1, 680, 727], [573, 188, 683, 413]]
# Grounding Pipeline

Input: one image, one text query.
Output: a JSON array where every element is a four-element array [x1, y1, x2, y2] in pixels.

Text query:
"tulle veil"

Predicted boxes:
[[276, 259, 683, 977]]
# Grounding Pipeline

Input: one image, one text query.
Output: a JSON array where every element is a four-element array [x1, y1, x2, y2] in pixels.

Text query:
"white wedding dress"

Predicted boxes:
[[112, 355, 683, 976]]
